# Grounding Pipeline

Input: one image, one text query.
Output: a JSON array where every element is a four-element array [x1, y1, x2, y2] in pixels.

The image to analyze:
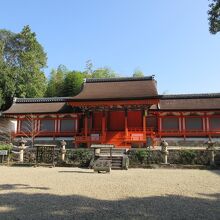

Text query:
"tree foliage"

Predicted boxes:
[[0, 25, 47, 109], [46, 65, 86, 97], [45, 65, 67, 97], [1, 26, 150, 106], [85, 59, 93, 75], [45, 61, 119, 97], [63, 71, 85, 96], [92, 67, 117, 78], [208, 0, 220, 34], [133, 69, 144, 77]]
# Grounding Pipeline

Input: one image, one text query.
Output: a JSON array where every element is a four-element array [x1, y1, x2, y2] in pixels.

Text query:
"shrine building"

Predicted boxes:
[[2, 76, 220, 147]]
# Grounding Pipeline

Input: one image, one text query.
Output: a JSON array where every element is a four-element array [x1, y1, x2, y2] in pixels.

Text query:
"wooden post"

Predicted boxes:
[[182, 115, 186, 139], [125, 109, 128, 137], [101, 111, 106, 142], [143, 110, 146, 133], [202, 113, 206, 133], [84, 113, 88, 138], [56, 115, 59, 133], [206, 114, 210, 133], [179, 116, 182, 132], [17, 116, 20, 133], [158, 113, 161, 139]]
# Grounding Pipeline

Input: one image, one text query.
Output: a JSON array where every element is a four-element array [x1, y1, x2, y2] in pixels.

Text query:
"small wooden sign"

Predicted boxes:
[[131, 133, 144, 141], [0, 150, 8, 156]]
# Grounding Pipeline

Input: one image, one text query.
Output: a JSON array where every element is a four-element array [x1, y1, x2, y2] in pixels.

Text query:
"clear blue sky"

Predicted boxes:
[[1, 0, 220, 94]]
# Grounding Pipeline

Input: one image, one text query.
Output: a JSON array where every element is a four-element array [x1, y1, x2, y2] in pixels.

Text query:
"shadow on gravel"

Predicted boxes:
[[0, 191, 219, 220], [210, 169, 220, 177], [0, 184, 50, 191]]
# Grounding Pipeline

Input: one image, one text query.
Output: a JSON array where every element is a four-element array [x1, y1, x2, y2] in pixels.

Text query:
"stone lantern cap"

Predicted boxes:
[[19, 137, 27, 145], [205, 138, 216, 149], [60, 140, 67, 146], [160, 140, 168, 147]]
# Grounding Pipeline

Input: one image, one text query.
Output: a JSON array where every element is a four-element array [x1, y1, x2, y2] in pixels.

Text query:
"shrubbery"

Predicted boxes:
[[169, 150, 209, 165], [0, 143, 12, 151], [128, 149, 163, 166], [66, 149, 93, 167]]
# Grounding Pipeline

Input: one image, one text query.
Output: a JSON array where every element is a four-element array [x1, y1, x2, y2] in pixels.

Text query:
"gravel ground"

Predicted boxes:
[[0, 167, 219, 220]]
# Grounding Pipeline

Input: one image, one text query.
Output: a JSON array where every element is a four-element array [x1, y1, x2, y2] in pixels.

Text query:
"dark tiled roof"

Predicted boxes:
[[161, 93, 220, 99], [156, 93, 220, 110], [73, 76, 158, 101], [3, 102, 74, 114]]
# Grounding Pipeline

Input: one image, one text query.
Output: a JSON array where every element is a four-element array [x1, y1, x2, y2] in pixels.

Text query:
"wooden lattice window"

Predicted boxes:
[[185, 117, 203, 131], [162, 117, 179, 131]]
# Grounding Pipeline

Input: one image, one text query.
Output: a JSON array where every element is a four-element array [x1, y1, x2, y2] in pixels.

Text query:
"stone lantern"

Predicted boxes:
[[18, 137, 27, 163], [161, 140, 169, 164], [206, 138, 216, 166], [60, 140, 67, 162]]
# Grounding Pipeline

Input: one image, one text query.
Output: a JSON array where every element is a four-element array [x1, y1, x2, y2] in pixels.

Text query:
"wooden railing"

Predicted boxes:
[[158, 130, 220, 137], [75, 135, 103, 143]]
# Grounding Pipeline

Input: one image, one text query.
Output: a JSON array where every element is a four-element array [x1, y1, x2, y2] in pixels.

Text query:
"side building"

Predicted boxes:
[[2, 76, 220, 147]]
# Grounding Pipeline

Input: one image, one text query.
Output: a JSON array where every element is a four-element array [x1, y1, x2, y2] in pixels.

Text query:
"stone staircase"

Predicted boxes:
[[99, 148, 128, 169]]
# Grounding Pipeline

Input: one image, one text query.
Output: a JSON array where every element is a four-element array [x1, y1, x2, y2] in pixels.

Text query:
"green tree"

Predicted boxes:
[[208, 0, 220, 34], [0, 30, 15, 108], [0, 89, 3, 107], [45, 65, 67, 97], [85, 59, 93, 75], [0, 25, 47, 109], [133, 68, 144, 77], [92, 67, 117, 78], [63, 71, 85, 96]]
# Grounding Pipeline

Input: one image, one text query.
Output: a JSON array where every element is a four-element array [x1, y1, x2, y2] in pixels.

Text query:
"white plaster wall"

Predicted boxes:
[[0, 118, 17, 132]]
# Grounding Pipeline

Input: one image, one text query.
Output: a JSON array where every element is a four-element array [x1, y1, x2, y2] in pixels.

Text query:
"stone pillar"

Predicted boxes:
[[60, 140, 67, 162], [161, 140, 169, 164]]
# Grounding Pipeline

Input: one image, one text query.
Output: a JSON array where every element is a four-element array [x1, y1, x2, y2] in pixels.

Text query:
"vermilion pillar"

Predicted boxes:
[[179, 116, 182, 132], [158, 113, 161, 138], [56, 115, 59, 133], [102, 111, 106, 137], [206, 114, 210, 132], [143, 110, 147, 133], [84, 113, 88, 138], [17, 116, 20, 133], [202, 113, 206, 132], [125, 109, 128, 136]]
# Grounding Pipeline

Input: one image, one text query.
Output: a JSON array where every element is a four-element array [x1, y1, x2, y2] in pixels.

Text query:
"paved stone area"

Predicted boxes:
[[0, 167, 219, 220]]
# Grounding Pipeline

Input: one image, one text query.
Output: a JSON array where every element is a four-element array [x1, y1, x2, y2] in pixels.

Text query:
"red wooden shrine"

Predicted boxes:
[[3, 76, 220, 148]]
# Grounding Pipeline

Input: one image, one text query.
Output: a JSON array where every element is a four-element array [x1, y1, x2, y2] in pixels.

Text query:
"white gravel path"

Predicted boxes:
[[0, 167, 219, 220]]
